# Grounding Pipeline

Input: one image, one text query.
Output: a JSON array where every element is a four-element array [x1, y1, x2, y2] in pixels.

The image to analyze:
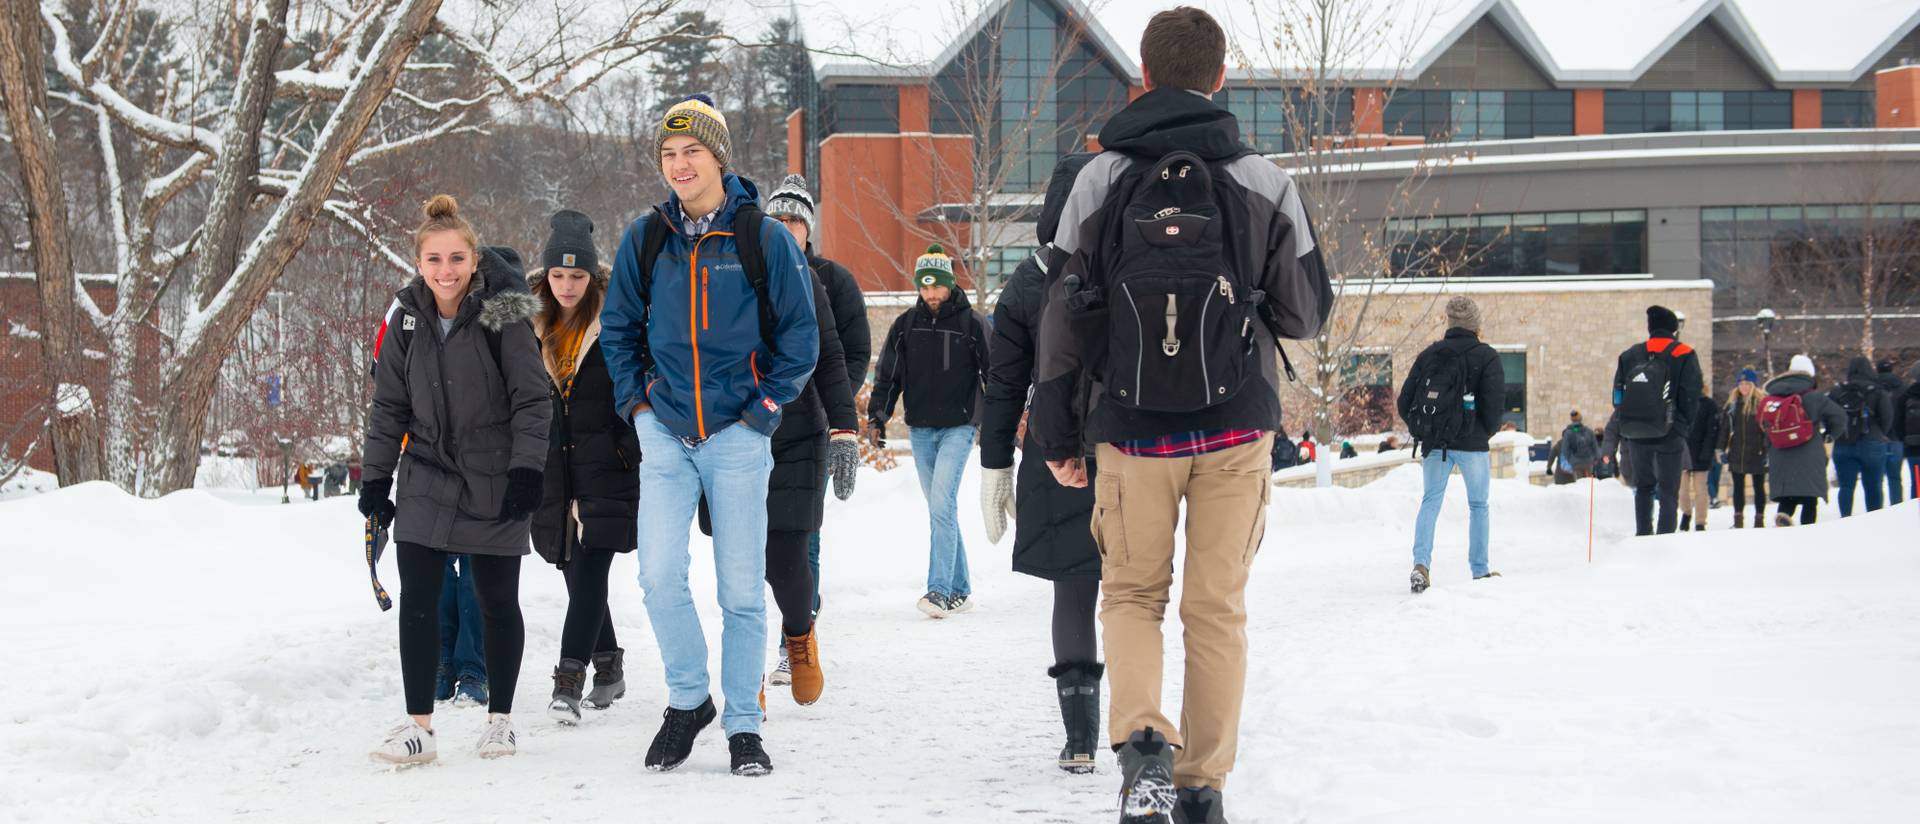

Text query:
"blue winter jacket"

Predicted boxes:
[[601, 174, 819, 442]]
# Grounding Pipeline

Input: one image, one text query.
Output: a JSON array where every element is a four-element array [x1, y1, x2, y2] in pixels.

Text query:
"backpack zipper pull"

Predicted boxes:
[[1162, 295, 1180, 357], [1218, 275, 1234, 303]]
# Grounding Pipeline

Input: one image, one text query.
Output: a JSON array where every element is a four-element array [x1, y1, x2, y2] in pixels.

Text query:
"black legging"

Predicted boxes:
[[1731, 472, 1767, 519], [560, 548, 619, 662], [398, 543, 524, 715], [1777, 497, 1820, 525], [1052, 579, 1099, 668], [766, 530, 816, 638]]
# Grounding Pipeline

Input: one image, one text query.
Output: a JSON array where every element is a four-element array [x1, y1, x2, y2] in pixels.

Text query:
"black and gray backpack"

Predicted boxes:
[[1069, 150, 1266, 413]]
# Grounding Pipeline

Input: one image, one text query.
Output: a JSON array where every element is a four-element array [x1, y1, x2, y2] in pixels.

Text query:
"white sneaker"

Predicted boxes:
[[369, 720, 436, 765], [475, 714, 517, 759], [769, 646, 793, 686]]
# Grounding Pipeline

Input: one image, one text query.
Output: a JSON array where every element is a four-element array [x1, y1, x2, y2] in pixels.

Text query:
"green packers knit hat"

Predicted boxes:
[[658, 93, 731, 168], [914, 244, 956, 289]]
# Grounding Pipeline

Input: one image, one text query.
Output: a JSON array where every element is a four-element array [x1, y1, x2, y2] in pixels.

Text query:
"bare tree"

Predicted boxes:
[[1238, 0, 1497, 476], [3, 0, 707, 495]]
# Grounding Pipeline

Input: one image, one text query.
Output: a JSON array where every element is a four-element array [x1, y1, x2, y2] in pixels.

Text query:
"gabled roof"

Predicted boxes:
[[791, 0, 1920, 86]]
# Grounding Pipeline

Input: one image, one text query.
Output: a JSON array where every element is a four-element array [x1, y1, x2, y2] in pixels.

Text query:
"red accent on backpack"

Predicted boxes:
[[1757, 394, 1816, 449]]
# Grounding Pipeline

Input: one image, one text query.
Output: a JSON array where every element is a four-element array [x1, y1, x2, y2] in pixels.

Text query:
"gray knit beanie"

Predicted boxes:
[[765, 174, 817, 238], [1445, 295, 1482, 334]]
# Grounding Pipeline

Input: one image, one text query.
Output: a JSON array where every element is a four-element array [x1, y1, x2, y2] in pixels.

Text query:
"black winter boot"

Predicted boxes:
[[1117, 727, 1177, 823], [1679, 514, 1692, 532], [1049, 662, 1104, 774], [1175, 786, 1228, 823]]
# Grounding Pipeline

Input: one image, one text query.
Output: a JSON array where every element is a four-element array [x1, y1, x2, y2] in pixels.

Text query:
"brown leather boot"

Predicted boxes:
[[784, 626, 825, 706]]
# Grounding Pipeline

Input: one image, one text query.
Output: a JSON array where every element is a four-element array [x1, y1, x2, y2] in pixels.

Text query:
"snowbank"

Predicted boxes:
[[1, 461, 1915, 822]]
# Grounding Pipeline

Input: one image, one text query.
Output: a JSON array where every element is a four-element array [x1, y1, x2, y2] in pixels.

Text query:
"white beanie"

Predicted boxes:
[[1789, 354, 1816, 377]]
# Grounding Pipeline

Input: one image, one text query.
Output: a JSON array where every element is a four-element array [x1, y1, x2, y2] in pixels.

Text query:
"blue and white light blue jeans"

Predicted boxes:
[[633, 412, 775, 736], [1410, 449, 1492, 578], [910, 425, 975, 599]]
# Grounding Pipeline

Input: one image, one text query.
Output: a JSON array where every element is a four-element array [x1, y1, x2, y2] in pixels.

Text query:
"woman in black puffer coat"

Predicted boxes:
[[979, 153, 1104, 775], [525, 210, 641, 723]]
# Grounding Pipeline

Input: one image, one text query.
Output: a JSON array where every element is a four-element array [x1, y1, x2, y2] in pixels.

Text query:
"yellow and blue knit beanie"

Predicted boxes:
[[658, 93, 731, 168], [914, 244, 955, 289]]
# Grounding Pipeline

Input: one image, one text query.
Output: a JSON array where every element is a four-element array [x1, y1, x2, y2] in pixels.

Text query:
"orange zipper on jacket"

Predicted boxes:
[[687, 230, 735, 440]]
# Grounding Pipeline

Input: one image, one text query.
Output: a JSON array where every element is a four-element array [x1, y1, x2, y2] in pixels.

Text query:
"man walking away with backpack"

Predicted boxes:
[[1762, 355, 1848, 526], [1030, 9, 1333, 820], [601, 93, 820, 777], [1557, 410, 1600, 482], [1397, 296, 1505, 593], [1830, 356, 1894, 516], [1678, 390, 1722, 531], [1872, 358, 1907, 504], [869, 244, 991, 618], [1613, 305, 1704, 536]]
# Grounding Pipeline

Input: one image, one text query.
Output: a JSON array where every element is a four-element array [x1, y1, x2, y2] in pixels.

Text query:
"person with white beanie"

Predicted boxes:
[[1760, 354, 1849, 526]]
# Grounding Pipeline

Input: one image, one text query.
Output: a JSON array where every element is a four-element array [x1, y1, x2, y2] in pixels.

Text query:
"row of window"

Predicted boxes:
[[825, 85, 1877, 145], [1700, 203, 1920, 312], [1387, 210, 1648, 279]]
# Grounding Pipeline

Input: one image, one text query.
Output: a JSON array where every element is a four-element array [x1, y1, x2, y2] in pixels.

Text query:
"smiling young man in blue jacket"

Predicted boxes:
[[599, 93, 818, 777]]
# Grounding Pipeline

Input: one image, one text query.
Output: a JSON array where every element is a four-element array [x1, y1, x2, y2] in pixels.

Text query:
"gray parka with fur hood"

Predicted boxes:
[[363, 246, 552, 555]]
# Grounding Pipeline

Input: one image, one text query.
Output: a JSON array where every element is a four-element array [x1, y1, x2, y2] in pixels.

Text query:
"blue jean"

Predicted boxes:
[[438, 554, 485, 681], [1411, 450, 1491, 577], [633, 413, 775, 736], [807, 485, 825, 614], [1884, 450, 1906, 506], [1833, 439, 1889, 517], [910, 425, 975, 598]]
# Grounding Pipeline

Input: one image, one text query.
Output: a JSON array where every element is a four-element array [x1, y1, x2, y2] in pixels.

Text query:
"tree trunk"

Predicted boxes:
[[146, 0, 446, 494], [51, 385, 104, 483], [0, 0, 100, 486], [1861, 231, 1877, 361]]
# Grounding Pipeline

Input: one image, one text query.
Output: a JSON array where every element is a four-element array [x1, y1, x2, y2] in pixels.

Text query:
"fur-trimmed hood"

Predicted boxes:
[[475, 245, 539, 332]]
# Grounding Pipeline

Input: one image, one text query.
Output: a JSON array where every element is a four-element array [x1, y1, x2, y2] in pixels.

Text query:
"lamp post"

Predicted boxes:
[[1755, 308, 1777, 375], [277, 435, 293, 504]]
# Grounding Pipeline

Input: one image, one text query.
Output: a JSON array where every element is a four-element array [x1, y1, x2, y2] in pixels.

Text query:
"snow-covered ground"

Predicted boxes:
[[2, 458, 1916, 823]]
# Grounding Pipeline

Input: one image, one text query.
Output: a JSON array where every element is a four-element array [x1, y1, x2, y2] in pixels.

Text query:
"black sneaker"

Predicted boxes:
[[1175, 787, 1227, 823], [1116, 727, 1177, 823], [644, 697, 716, 772], [729, 732, 773, 776]]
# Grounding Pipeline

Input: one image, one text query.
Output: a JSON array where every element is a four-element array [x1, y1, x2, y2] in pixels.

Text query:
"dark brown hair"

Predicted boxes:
[[531, 266, 607, 378], [1140, 7, 1227, 93]]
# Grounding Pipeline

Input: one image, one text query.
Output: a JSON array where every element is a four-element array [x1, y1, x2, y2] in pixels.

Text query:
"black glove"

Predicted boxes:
[[358, 478, 395, 529], [866, 420, 887, 451], [499, 467, 543, 522], [829, 433, 860, 501]]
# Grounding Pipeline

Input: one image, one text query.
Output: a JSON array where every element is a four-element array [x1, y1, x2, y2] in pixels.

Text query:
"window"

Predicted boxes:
[[1822, 90, 1875, 128], [1218, 88, 1353, 153], [1383, 90, 1572, 141], [1605, 90, 1791, 133], [983, 245, 1036, 292], [1387, 209, 1647, 278], [1497, 351, 1527, 430], [824, 85, 898, 135], [1699, 203, 1920, 312]]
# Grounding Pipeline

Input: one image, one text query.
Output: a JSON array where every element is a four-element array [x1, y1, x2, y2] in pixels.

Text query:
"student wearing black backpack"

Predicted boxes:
[[1678, 391, 1723, 531], [1896, 372, 1920, 499], [1612, 305, 1705, 536], [1397, 296, 1505, 593], [1830, 356, 1895, 517], [1552, 410, 1600, 483], [600, 93, 821, 776], [1028, 9, 1333, 821], [1871, 357, 1907, 505]]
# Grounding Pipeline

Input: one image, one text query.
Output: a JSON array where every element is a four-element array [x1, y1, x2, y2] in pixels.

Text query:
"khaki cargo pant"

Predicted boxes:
[[1092, 434, 1272, 791]]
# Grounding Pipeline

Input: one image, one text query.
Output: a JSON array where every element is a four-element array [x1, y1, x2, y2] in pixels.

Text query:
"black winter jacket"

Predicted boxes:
[[1682, 395, 1722, 471], [531, 322, 641, 565], [766, 272, 859, 533], [983, 245, 1099, 581], [1721, 393, 1769, 475], [1612, 337, 1704, 446], [1395, 328, 1505, 453], [870, 288, 990, 430], [1833, 356, 1895, 444], [807, 250, 871, 390], [1898, 381, 1920, 458]]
